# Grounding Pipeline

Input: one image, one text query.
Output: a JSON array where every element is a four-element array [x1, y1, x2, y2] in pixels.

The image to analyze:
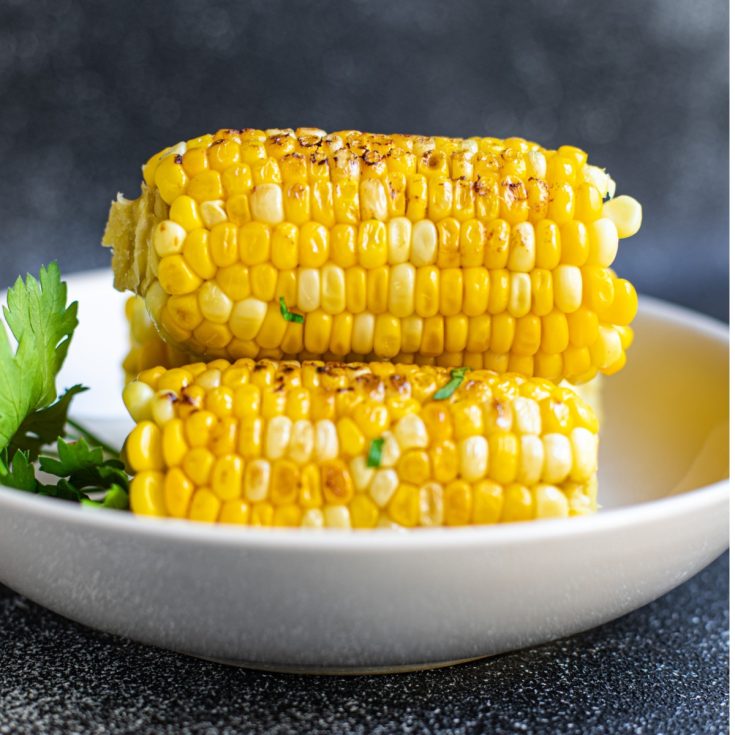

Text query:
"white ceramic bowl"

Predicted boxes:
[[0, 271, 728, 673]]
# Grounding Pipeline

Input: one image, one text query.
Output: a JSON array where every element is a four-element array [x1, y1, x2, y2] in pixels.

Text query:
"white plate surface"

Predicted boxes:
[[0, 270, 729, 673]]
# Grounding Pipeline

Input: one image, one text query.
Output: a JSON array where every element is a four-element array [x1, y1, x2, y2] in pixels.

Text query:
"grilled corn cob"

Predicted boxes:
[[104, 128, 640, 383], [122, 359, 599, 527]]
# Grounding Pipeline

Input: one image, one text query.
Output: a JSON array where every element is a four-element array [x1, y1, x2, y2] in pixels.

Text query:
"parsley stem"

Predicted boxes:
[[66, 418, 120, 457]]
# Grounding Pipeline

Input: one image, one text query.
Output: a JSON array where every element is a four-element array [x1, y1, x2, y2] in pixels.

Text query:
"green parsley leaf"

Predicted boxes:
[[0, 449, 39, 492], [0, 263, 79, 456], [432, 367, 470, 400], [279, 297, 304, 324], [367, 437, 385, 468], [10, 384, 87, 460], [40, 437, 129, 492], [81, 484, 129, 510], [0, 263, 129, 510]]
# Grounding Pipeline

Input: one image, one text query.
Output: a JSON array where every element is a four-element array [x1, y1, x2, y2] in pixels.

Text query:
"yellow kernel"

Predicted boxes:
[[336, 417, 366, 456], [297, 222, 328, 267], [235, 221, 268, 266], [219, 499, 250, 524], [189, 487, 221, 522], [250, 501, 275, 527], [164, 467, 194, 518], [183, 229, 217, 280], [388, 483, 420, 527], [162, 419, 188, 466], [472, 480, 503, 524], [169, 195, 203, 231], [130, 471, 166, 516], [182, 446, 215, 485], [357, 220, 388, 268], [350, 494, 380, 529], [126, 421, 164, 472], [154, 155, 187, 204], [501, 483, 533, 522], [444, 480, 472, 526], [158, 255, 202, 295]]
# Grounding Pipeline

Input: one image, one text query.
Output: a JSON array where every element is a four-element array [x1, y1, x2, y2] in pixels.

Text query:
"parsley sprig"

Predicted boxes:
[[0, 263, 128, 508]]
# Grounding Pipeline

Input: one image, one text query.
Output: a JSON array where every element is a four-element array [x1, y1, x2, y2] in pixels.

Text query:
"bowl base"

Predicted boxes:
[[187, 652, 487, 675]]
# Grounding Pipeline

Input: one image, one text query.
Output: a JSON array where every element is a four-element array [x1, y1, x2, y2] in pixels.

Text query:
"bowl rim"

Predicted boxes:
[[0, 292, 729, 553]]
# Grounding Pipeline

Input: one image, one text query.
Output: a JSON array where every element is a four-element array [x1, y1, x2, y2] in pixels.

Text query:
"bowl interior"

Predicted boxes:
[[598, 302, 728, 508], [54, 272, 729, 514]]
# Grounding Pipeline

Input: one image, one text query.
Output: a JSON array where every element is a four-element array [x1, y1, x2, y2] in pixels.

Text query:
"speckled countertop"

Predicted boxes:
[[0, 553, 727, 734]]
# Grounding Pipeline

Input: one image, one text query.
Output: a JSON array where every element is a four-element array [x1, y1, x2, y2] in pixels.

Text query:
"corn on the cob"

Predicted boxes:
[[122, 359, 599, 527], [103, 128, 640, 383], [123, 296, 191, 382]]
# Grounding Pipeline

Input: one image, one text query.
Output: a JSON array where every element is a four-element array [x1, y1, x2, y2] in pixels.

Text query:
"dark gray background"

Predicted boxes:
[[0, 1, 729, 733], [0, 0, 728, 319]]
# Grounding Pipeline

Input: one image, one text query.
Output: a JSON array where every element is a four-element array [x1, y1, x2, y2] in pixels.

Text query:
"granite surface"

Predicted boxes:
[[0, 553, 728, 734]]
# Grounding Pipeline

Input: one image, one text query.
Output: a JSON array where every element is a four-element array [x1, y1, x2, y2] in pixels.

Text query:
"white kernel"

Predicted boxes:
[[379, 433, 400, 467], [360, 179, 388, 220], [553, 265, 583, 313], [265, 416, 292, 460], [369, 469, 399, 507], [507, 222, 536, 272], [513, 397, 541, 435], [229, 298, 267, 340], [324, 505, 351, 529], [393, 414, 429, 451], [517, 434, 544, 485], [249, 184, 284, 224], [588, 218, 619, 267], [151, 390, 177, 425], [122, 381, 154, 422], [388, 263, 416, 318], [200, 200, 228, 228], [301, 508, 325, 529], [195, 369, 222, 389], [418, 482, 444, 526], [198, 282, 233, 324], [349, 456, 375, 492], [590, 325, 623, 369], [244, 459, 270, 502], [314, 419, 339, 461], [288, 420, 314, 464], [569, 427, 599, 482], [602, 195, 642, 239], [534, 484, 569, 519], [459, 435, 489, 482], [153, 220, 187, 257], [542, 433, 572, 484], [508, 272, 532, 317], [352, 313, 375, 355], [387, 217, 412, 264], [297, 268, 321, 313], [410, 219, 438, 266]]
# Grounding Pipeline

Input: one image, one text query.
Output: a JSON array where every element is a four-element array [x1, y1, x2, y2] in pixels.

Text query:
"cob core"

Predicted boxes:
[[103, 128, 640, 383], [123, 359, 599, 527]]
